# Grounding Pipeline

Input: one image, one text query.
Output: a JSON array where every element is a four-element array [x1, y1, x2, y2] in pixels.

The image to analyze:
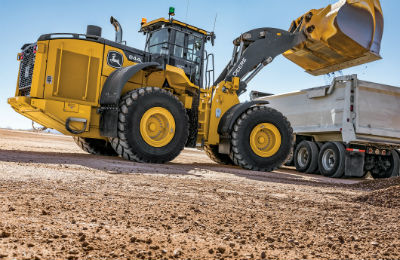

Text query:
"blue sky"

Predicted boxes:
[[1, 0, 399, 129]]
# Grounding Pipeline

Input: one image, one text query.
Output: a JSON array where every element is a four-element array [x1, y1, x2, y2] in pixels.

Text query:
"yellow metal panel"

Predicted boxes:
[[145, 71, 165, 89], [165, 65, 198, 90], [207, 81, 240, 145], [64, 102, 80, 112], [102, 45, 141, 77], [178, 94, 193, 109], [284, 0, 383, 76], [44, 39, 103, 106], [8, 97, 100, 137]]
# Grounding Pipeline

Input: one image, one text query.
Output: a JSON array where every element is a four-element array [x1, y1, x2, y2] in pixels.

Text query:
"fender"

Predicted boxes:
[[100, 62, 160, 106], [99, 62, 160, 137], [218, 101, 270, 135]]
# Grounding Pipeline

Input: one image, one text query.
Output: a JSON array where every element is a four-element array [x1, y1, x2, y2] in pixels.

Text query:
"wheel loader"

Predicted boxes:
[[8, 0, 383, 171]]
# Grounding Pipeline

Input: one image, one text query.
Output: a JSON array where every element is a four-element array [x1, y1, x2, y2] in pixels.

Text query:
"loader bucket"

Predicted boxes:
[[284, 0, 383, 76]]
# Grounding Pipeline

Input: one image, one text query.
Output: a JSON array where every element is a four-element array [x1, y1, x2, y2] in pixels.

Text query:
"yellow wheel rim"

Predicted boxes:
[[249, 123, 281, 157], [140, 107, 175, 147]]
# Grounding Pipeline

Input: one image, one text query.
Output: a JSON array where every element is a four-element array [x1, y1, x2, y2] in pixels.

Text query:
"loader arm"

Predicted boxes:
[[214, 28, 305, 95]]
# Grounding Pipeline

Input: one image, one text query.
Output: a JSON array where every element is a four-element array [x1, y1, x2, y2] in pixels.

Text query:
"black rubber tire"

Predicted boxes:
[[73, 137, 117, 156], [390, 151, 400, 177], [204, 145, 233, 165], [318, 142, 345, 178], [229, 106, 293, 172], [294, 141, 319, 173], [371, 150, 400, 178], [395, 150, 400, 177], [109, 87, 189, 163], [284, 148, 294, 166]]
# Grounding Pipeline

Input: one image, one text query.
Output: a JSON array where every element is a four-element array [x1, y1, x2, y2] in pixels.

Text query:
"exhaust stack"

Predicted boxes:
[[284, 0, 384, 76], [110, 16, 123, 44]]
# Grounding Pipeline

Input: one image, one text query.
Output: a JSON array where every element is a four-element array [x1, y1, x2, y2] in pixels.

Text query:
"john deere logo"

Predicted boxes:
[[107, 51, 123, 68]]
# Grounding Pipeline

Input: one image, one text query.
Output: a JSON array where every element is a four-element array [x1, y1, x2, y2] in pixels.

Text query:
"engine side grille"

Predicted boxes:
[[18, 44, 36, 96]]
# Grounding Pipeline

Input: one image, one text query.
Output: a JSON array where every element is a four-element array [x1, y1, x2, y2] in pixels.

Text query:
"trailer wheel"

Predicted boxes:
[[73, 137, 117, 156], [395, 150, 400, 177], [371, 150, 400, 178], [284, 149, 294, 166], [294, 141, 319, 173], [204, 145, 233, 165], [230, 106, 293, 172], [318, 142, 345, 178], [110, 87, 188, 163]]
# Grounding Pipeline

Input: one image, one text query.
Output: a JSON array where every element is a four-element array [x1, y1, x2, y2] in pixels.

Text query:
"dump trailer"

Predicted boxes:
[[8, 0, 383, 172], [253, 75, 400, 178]]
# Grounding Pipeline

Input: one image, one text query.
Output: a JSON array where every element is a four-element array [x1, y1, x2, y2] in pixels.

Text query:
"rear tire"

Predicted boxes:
[[294, 141, 319, 173], [230, 106, 293, 172], [73, 137, 117, 156], [110, 87, 189, 163], [370, 150, 400, 178], [204, 145, 233, 165], [318, 142, 345, 178]]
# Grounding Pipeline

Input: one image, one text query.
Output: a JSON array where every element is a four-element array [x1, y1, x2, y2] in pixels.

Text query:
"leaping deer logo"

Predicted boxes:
[[107, 51, 123, 68]]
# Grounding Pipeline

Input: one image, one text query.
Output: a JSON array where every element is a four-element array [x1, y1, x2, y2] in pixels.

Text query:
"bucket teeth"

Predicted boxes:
[[284, 0, 383, 76]]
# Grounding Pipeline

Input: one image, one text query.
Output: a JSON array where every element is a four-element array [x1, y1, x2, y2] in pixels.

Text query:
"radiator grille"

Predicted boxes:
[[18, 44, 36, 96]]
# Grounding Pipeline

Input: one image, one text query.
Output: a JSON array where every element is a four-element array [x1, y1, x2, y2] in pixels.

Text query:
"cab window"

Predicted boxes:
[[173, 31, 185, 58], [147, 29, 169, 55]]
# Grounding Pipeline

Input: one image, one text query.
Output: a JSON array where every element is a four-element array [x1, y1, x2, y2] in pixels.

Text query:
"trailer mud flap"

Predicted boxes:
[[344, 150, 365, 177]]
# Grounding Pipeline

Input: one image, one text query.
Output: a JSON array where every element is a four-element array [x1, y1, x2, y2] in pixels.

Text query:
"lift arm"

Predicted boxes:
[[214, 28, 305, 95], [214, 0, 383, 95]]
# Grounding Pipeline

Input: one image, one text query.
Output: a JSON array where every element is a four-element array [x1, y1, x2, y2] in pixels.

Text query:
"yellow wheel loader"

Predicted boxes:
[[8, 1, 383, 171]]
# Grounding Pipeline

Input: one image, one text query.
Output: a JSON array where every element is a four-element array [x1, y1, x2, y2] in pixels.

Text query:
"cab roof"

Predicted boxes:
[[140, 18, 210, 36]]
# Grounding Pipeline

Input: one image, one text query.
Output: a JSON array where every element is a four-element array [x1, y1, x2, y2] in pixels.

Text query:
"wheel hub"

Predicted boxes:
[[297, 147, 309, 168], [322, 149, 335, 171], [140, 107, 175, 147], [249, 123, 281, 157]]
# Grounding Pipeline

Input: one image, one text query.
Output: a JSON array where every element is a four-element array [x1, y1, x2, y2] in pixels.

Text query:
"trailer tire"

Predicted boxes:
[[284, 149, 294, 166], [110, 87, 188, 163], [391, 151, 400, 177], [204, 145, 233, 165], [294, 141, 319, 173], [73, 137, 117, 156], [371, 150, 400, 178], [230, 106, 293, 172], [395, 150, 400, 177], [318, 142, 345, 178]]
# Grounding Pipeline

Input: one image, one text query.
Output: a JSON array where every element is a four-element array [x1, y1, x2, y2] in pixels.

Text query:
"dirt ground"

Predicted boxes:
[[0, 129, 399, 260]]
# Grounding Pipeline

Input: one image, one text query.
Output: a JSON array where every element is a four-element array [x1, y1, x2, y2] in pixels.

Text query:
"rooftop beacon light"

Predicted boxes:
[[169, 7, 175, 20]]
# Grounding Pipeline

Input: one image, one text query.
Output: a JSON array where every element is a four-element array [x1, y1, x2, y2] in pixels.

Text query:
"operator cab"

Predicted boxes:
[[140, 11, 215, 88]]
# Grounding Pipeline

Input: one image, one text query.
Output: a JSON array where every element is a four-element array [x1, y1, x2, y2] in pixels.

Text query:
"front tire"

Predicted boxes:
[[110, 87, 189, 163], [230, 106, 293, 172]]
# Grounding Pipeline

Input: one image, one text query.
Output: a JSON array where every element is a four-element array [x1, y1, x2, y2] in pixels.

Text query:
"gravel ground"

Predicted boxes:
[[0, 129, 399, 260]]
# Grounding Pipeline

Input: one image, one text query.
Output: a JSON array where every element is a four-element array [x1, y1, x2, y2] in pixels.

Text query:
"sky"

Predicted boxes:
[[0, 0, 399, 129]]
